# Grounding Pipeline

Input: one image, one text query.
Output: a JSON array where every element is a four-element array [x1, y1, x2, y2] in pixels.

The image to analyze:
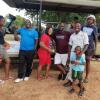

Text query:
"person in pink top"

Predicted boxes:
[[37, 26, 55, 80]]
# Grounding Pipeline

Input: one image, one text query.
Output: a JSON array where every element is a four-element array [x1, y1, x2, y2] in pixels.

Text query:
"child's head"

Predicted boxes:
[[75, 46, 82, 55]]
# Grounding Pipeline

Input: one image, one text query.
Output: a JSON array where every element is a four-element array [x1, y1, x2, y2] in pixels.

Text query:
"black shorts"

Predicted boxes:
[[85, 49, 94, 59], [72, 70, 83, 82]]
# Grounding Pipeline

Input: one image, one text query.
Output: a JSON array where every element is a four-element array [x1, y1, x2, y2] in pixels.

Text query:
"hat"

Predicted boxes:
[[87, 15, 96, 20]]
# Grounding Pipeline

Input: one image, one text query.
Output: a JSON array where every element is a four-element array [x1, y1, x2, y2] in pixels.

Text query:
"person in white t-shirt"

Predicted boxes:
[[64, 23, 89, 87]]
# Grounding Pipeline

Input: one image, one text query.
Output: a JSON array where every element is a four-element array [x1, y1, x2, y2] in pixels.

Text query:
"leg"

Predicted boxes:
[[37, 65, 43, 80], [85, 58, 91, 80], [18, 51, 26, 79], [45, 64, 51, 78], [4, 57, 11, 80], [25, 51, 34, 77]]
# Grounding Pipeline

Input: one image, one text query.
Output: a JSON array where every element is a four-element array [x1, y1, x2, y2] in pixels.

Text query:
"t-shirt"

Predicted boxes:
[[82, 25, 97, 50], [17, 28, 38, 50], [0, 29, 5, 45], [70, 52, 86, 72], [38, 34, 50, 54], [52, 30, 71, 54], [69, 31, 89, 51]]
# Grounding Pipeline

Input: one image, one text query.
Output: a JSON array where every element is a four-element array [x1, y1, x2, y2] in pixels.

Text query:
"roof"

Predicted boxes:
[[3, 0, 100, 13]]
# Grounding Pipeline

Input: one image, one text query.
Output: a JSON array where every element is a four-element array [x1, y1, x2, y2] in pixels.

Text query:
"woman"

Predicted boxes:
[[37, 26, 55, 80]]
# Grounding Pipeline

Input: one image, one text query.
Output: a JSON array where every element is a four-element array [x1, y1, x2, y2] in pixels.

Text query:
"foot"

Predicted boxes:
[[63, 81, 72, 87], [14, 78, 23, 83], [58, 74, 62, 80], [4, 76, 13, 80], [84, 78, 88, 83], [69, 88, 75, 94], [78, 88, 85, 96], [24, 77, 29, 81], [0, 80, 5, 84]]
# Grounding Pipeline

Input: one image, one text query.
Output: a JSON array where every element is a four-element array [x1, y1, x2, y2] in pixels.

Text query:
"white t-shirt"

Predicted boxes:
[[69, 31, 89, 51]]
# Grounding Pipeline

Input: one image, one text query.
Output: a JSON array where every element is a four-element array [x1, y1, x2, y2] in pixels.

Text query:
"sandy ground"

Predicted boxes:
[[0, 61, 100, 100]]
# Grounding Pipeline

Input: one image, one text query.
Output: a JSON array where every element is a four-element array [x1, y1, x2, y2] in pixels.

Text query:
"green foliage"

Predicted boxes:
[[13, 15, 25, 28]]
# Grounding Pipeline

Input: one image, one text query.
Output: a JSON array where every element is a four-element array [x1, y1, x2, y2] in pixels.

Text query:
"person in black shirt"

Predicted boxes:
[[0, 15, 11, 80]]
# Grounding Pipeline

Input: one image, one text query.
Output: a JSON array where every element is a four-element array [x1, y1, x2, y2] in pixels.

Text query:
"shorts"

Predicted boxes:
[[0, 45, 9, 60], [72, 70, 83, 82], [85, 49, 94, 60], [54, 53, 68, 66], [38, 50, 51, 66]]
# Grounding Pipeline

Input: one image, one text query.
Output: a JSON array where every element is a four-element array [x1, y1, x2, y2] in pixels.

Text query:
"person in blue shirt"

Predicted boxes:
[[69, 46, 86, 96], [82, 15, 98, 83], [14, 19, 38, 83]]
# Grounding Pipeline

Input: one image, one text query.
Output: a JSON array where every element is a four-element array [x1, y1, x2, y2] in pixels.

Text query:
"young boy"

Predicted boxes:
[[69, 46, 86, 96]]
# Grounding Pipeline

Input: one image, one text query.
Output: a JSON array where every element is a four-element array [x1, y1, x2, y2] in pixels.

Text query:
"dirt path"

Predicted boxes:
[[0, 61, 100, 100]]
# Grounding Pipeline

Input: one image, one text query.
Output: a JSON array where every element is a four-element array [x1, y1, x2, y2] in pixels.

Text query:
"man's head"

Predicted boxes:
[[0, 15, 5, 27], [59, 22, 65, 31], [87, 15, 96, 25], [24, 19, 32, 29], [74, 23, 81, 33]]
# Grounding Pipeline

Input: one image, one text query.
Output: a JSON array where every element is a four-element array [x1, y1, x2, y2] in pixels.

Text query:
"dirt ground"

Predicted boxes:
[[0, 61, 100, 100]]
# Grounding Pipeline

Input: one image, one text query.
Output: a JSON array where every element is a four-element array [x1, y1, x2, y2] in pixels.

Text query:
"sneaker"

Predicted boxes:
[[63, 81, 72, 87], [62, 73, 67, 80], [24, 77, 29, 81], [69, 88, 75, 94], [78, 88, 85, 96], [58, 74, 62, 80], [14, 78, 23, 83], [84, 78, 88, 83], [0, 80, 5, 84]]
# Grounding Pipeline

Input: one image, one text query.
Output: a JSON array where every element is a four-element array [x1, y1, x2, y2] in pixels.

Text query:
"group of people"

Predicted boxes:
[[0, 14, 98, 96]]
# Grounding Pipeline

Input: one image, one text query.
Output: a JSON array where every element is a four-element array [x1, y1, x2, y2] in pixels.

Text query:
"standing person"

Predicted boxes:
[[69, 46, 86, 96], [14, 19, 38, 83], [0, 15, 11, 80], [64, 23, 89, 87], [37, 26, 55, 80], [52, 22, 71, 80], [82, 15, 98, 83]]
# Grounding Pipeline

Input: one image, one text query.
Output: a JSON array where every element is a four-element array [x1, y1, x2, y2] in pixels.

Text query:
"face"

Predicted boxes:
[[75, 47, 81, 55], [75, 23, 81, 33], [60, 23, 65, 31], [87, 17, 94, 25], [0, 18, 5, 27], [25, 20, 31, 28], [48, 28, 53, 35]]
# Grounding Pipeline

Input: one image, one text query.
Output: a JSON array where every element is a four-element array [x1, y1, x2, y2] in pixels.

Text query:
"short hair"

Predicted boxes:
[[0, 15, 4, 20]]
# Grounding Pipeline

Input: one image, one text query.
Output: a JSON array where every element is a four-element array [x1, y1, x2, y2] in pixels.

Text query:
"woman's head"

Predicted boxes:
[[45, 26, 53, 36], [75, 46, 82, 55]]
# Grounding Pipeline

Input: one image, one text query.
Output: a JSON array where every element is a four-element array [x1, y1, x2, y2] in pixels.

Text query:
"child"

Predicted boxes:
[[37, 26, 55, 80], [69, 46, 86, 96]]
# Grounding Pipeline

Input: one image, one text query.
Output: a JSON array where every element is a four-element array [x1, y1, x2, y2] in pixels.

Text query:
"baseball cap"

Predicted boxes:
[[87, 15, 96, 20]]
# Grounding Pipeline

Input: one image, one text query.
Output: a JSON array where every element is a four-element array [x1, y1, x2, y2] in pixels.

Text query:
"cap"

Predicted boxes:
[[87, 15, 96, 20]]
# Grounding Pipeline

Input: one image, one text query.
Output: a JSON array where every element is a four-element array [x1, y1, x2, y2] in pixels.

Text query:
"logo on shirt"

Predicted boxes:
[[56, 35, 64, 39], [83, 27, 93, 36]]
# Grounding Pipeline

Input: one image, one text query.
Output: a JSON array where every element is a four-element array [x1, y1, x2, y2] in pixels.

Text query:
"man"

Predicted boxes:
[[64, 23, 89, 87], [82, 15, 98, 83], [52, 22, 71, 80], [0, 15, 11, 80], [14, 19, 38, 83]]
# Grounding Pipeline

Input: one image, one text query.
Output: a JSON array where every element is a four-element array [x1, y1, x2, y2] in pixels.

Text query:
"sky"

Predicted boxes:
[[0, 0, 27, 18]]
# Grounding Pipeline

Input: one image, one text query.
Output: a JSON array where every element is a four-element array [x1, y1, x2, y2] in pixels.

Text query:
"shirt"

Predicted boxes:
[[69, 31, 89, 51], [52, 30, 71, 54], [70, 52, 86, 72], [17, 28, 38, 50], [82, 25, 97, 50]]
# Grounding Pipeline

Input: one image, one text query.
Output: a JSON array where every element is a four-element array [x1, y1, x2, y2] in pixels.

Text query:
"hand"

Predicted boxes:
[[3, 43, 10, 50], [74, 60, 79, 65]]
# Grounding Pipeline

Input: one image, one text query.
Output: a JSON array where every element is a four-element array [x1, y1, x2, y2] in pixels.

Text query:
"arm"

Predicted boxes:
[[40, 41, 53, 53], [14, 32, 20, 41]]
